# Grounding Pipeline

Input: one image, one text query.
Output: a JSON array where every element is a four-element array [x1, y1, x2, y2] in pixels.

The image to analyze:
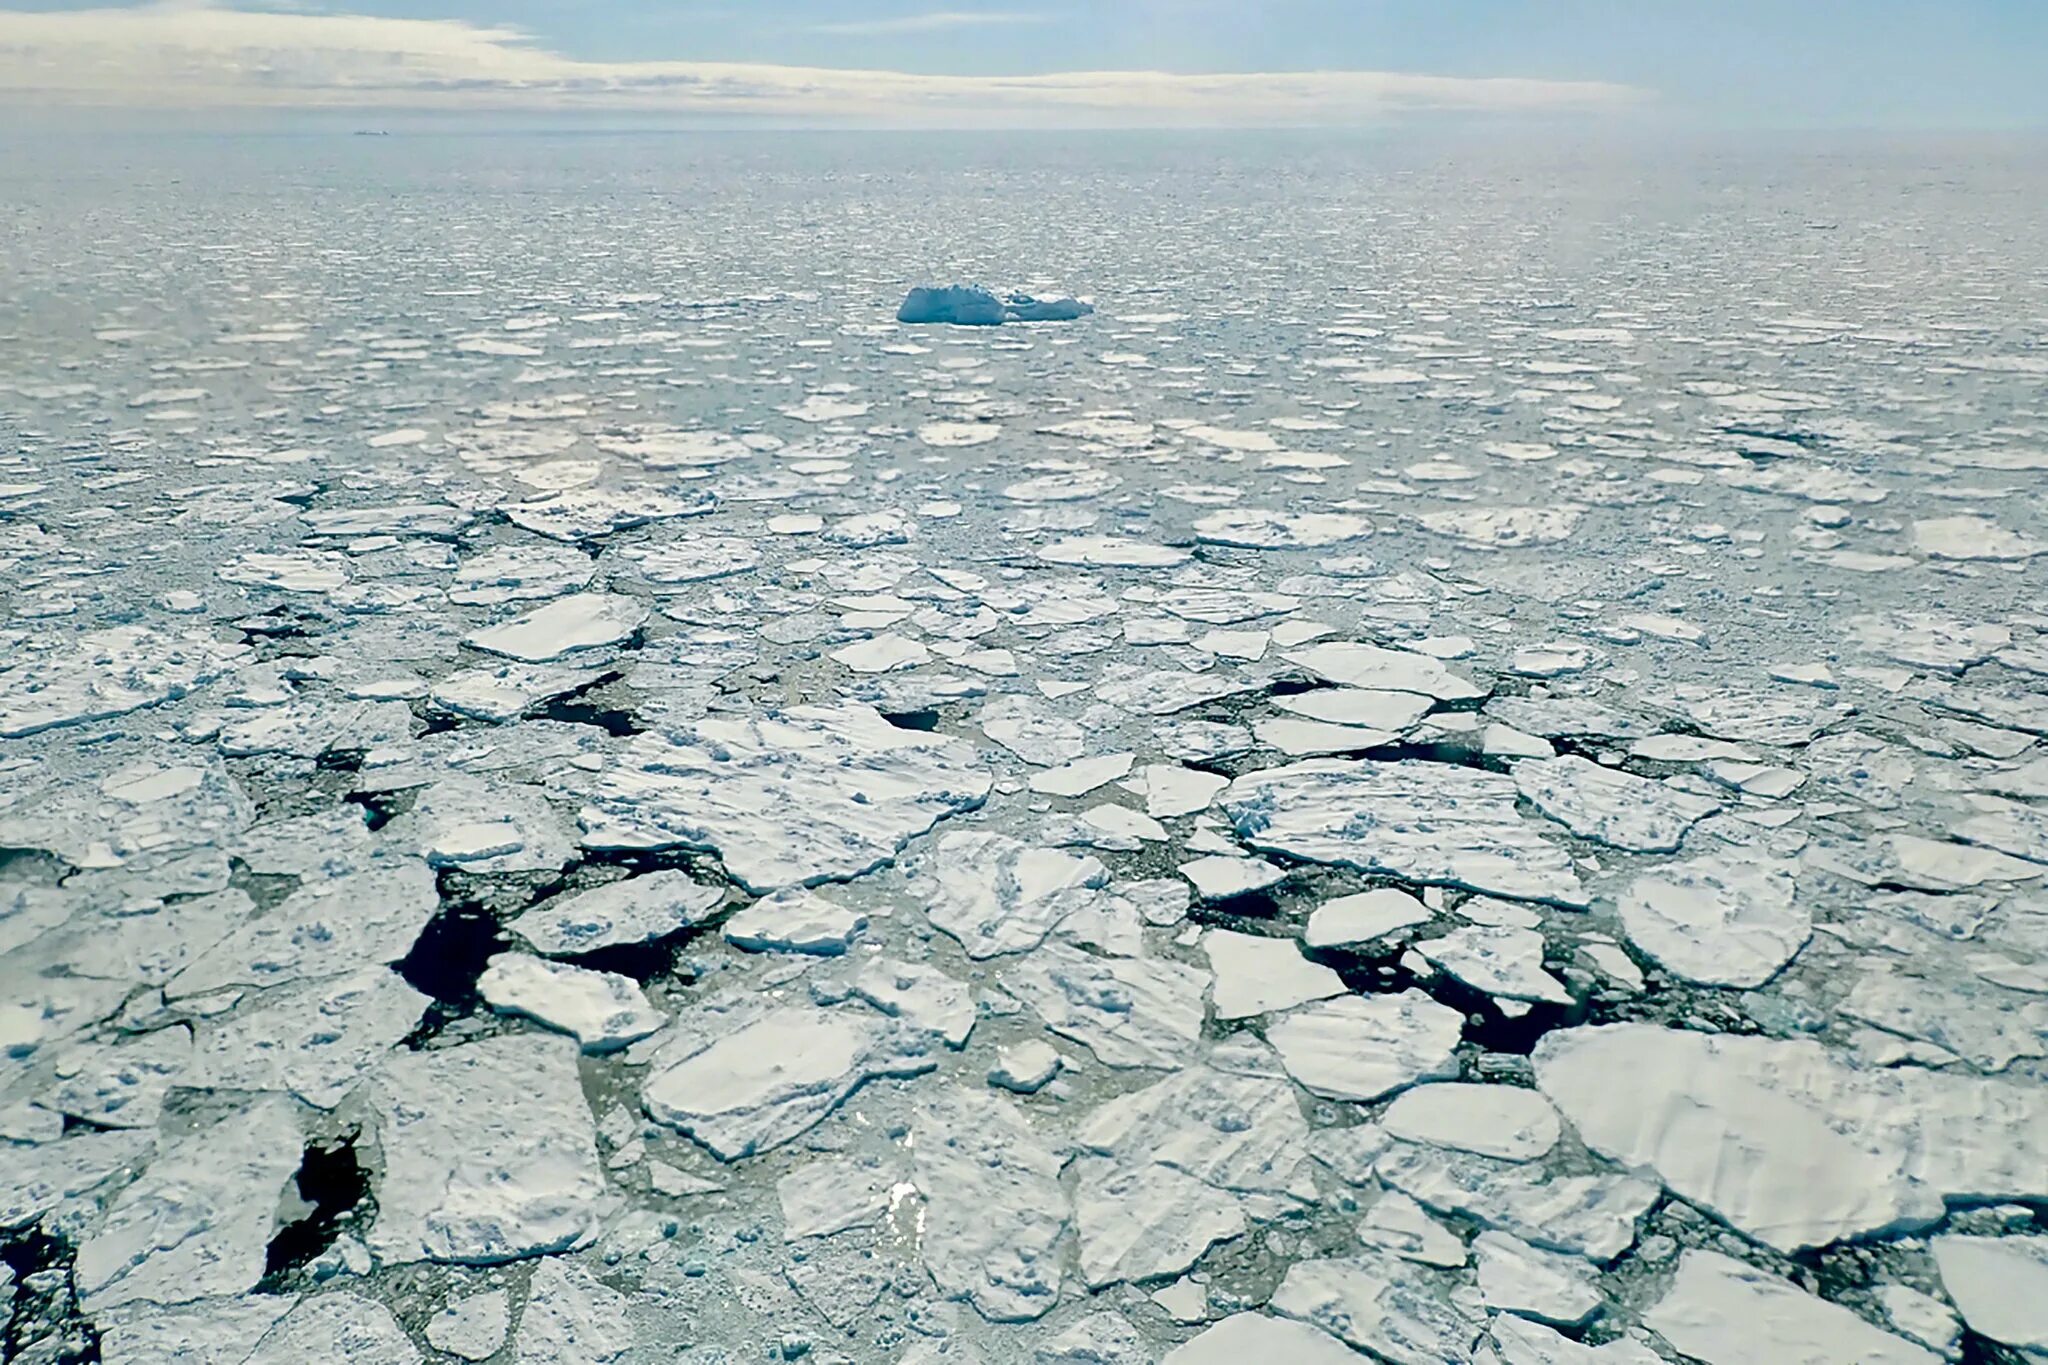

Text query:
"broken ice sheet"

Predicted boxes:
[[574, 702, 992, 891], [640, 1002, 938, 1158], [367, 1033, 609, 1264], [1225, 757, 1587, 906], [77, 1095, 301, 1312], [1617, 851, 1809, 987], [1535, 1023, 2048, 1252], [1513, 754, 1721, 853], [9, 134, 2048, 1365], [917, 830, 1109, 958]]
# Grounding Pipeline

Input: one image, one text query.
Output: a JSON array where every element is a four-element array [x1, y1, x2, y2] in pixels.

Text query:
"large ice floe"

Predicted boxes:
[[5, 133, 2048, 1365]]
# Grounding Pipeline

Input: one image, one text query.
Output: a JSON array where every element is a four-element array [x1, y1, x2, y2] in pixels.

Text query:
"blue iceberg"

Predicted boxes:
[[897, 285, 1093, 326]]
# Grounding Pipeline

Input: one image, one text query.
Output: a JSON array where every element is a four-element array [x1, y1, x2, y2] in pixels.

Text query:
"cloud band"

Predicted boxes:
[[0, 3, 1645, 125]]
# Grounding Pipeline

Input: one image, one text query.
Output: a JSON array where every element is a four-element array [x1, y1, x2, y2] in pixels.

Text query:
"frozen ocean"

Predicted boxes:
[[4, 130, 2048, 1363]]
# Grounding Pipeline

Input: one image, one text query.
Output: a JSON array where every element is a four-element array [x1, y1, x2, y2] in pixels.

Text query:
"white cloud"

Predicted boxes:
[[0, 3, 1646, 125], [809, 11, 1049, 36]]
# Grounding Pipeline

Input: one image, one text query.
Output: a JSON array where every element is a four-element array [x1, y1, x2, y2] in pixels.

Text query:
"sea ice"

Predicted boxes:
[[1644, 1250, 1938, 1365], [368, 1034, 609, 1264], [1225, 758, 1587, 906], [576, 702, 992, 891], [641, 1004, 938, 1159]]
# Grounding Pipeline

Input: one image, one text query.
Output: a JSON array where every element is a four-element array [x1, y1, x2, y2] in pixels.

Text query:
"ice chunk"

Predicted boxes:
[[515, 1258, 632, 1365], [1416, 505, 1583, 548], [723, 886, 867, 955], [1182, 857, 1289, 902], [979, 694, 1087, 766], [1618, 852, 1808, 987], [641, 1005, 937, 1159], [77, 1095, 301, 1311], [1073, 1157, 1245, 1288], [1535, 1024, 2048, 1252], [1513, 755, 1720, 853], [1644, 1249, 1938, 1365], [1225, 758, 1586, 907], [1930, 1235, 2048, 1354], [511, 871, 725, 956], [849, 956, 976, 1047], [169, 857, 435, 999], [778, 1157, 889, 1240], [1489, 1315, 1664, 1364], [1269, 1253, 1482, 1360], [96, 1296, 296, 1365], [0, 1130, 152, 1233], [368, 1034, 607, 1264], [577, 702, 992, 891], [187, 966, 428, 1107], [1374, 1137, 1657, 1262], [1382, 1083, 1562, 1162], [1912, 514, 2045, 561], [1475, 1230, 1602, 1326], [1005, 942, 1208, 1069], [1413, 924, 1571, 1005], [465, 592, 647, 662], [1035, 1311, 1150, 1365], [1305, 888, 1432, 949], [1285, 642, 1486, 701], [479, 953, 665, 1052], [1193, 509, 1372, 548], [1029, 752, 1135, 797], [425, 1289, 511, 1361], [1267, 991, 1463, 1102], [919, 831, 1109, 958], [0, 626, 244, 738], [1163, 1314, 1359, 1365], [989, 1039, 1063, 1093], [1074, 1057, 1313, 1201], [1357, 1190, 1465, 1266], [914, 1086, 1067, 1321], [1203, 929, 1345, 1019], [244, 1294, 421, 1365]]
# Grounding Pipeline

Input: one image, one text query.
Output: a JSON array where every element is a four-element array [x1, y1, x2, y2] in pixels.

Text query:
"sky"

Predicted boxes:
[[0, 0, 2044, 129]]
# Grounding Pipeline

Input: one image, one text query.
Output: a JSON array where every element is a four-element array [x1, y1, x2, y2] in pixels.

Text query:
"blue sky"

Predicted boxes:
[[2, 0, 2044, 128]]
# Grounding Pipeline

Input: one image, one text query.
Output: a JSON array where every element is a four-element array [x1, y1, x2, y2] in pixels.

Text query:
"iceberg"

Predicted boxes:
[[897, 284, 1093, 326]]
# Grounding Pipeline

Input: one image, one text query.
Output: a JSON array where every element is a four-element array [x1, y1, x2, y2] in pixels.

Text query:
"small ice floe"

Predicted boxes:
[[897, 284, 1093, 326]]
